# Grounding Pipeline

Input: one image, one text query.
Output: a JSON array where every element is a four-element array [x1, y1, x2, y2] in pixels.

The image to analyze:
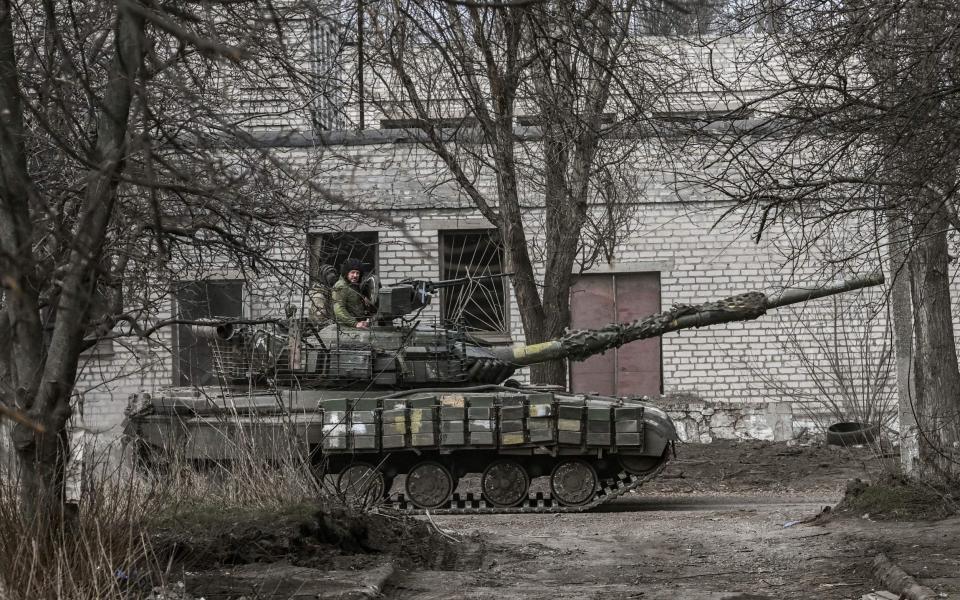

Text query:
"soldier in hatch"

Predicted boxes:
[[333, 258, 374, 329]]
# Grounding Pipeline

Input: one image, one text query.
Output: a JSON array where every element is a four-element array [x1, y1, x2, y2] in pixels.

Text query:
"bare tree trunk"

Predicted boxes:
[[523, 1, 617, 387], [498, 201, 550, 377], [368, 1, 641, 388], [0, 0, 340, 528], [909, 203, 960, 485], [888, 207, 919, 474], [534, 128, 574, 386], [0, 309, 12, 403], [6, 2, 146, 522], [11, 406, 71, 524]]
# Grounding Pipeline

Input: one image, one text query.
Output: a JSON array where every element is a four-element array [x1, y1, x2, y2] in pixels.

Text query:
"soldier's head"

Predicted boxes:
[[340, 258, 366, 285]]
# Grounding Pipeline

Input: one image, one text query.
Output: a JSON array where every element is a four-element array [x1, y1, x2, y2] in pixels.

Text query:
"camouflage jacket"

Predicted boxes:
[[332, 277, 369, 327]]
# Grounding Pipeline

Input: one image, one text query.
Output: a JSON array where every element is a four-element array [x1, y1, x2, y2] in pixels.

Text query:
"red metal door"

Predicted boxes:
[[569, 276, 617, 395], [569, 273, 661, 396]]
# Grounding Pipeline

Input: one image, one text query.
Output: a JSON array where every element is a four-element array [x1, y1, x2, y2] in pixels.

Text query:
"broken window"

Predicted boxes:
[[174, 280, 244, 387], [439, 230, 508, 333], [308, 231, 379, 283]]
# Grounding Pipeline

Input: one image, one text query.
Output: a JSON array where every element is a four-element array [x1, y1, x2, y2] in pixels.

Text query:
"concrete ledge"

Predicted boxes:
[[659, 399, 794, 443], [578, 260, 674, 274], [419, 217, 493, 231]]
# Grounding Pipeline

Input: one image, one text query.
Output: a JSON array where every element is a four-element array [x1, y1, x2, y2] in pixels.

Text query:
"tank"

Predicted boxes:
[[123, 271, 884, 514]]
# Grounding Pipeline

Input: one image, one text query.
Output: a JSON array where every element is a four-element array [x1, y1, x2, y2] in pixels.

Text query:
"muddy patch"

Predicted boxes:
[[647, 439, 889, 495], [384, 441, 960, 599], [146, 504, 492, 599], [146, 441, 960, 599], [151, 504, 483, 572]]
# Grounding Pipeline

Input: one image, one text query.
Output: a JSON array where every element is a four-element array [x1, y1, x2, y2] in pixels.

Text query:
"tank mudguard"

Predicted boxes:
[[641, 404, 679, 455]]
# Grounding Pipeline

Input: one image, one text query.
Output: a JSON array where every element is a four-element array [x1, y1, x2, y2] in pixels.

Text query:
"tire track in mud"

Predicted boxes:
[[382, 494, 848, 600], [596, 494, 839, 512]]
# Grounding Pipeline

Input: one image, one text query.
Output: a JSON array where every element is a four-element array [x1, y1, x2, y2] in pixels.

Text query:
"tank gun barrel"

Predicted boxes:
[[489, 272, 885, 367], [765, 273, 884, 309]]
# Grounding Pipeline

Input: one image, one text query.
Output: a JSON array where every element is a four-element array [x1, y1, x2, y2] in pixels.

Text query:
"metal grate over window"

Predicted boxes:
[[439, 230, 507, 333], [309, 17, 347, 131]]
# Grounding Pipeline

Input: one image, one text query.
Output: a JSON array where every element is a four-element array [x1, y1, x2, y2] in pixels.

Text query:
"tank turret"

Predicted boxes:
[[124, 271, 885, 514]]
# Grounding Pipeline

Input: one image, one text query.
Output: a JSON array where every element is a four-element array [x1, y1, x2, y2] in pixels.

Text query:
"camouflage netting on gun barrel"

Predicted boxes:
[[559, 292, 768, 361]]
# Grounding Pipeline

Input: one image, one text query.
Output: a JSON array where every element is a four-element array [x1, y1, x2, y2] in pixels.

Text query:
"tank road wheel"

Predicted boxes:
[[481, 459, 530, 508], [619, 454, 665, 476], [550, 459, 598, 507], [404, 461, 455, 509], [337, 463, 387, 509]]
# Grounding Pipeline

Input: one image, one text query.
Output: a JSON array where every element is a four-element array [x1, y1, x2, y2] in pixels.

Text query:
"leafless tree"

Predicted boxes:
[[677, 0, 960, 484], [361, 0, 687, 385], [0, 0, 346, 522]]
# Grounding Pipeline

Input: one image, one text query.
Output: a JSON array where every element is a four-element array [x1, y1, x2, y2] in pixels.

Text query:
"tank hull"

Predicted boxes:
[[124, 385, 678, 513]]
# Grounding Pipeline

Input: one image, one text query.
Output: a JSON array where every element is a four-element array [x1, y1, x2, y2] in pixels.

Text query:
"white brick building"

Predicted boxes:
[[73, 27, 895, 443]]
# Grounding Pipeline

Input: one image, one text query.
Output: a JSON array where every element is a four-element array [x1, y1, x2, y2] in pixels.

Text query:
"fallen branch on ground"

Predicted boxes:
[[872, 552, 937, 600], [423, 510, 460, 543]]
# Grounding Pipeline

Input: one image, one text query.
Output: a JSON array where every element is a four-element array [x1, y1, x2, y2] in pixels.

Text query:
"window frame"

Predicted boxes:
[[307, 231, 380, 284], [172, 279, 245, 387], [438, 228, 509, 334]]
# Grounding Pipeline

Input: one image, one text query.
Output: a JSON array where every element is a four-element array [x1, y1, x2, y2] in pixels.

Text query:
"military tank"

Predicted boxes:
[[124, 270, 884, 514]]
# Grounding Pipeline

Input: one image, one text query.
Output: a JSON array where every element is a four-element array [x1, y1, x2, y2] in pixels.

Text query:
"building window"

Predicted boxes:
[[569, 272, 662, 397], [310, 17, 347, 132], [439, 230, 508, 333], [631, 0, 724, 36], [308, 231, 379, 283], [174, 280, 243, 387]]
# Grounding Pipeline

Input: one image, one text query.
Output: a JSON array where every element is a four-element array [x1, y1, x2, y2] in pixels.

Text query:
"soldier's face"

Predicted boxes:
[[347, 269, 361, 284]]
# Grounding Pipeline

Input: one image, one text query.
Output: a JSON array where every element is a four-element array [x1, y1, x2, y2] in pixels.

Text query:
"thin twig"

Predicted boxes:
[[423, 510, 460, 543], [0, 404, 45, 432]]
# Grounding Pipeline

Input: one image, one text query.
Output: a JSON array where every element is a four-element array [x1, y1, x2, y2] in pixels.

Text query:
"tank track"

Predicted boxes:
[[378, 458, 668, 515]]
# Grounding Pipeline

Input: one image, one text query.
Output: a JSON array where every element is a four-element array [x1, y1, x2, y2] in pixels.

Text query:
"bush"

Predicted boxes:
[[0, 434, 329, 599]]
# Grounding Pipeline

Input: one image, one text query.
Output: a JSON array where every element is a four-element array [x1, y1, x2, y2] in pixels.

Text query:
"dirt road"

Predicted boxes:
[[384, 442, 960, 600], [175, 441, 958, 600]]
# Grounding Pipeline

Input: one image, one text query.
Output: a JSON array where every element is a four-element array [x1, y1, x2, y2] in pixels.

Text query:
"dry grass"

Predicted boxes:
[[0, 463, 156, 599], [836, 475, 959, 521], [0, 427, 330, 600], [752, 295, 897, 437]]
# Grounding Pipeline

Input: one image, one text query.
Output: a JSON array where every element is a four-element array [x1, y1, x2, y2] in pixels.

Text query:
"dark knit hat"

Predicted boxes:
[[340, 258, 369, 276]]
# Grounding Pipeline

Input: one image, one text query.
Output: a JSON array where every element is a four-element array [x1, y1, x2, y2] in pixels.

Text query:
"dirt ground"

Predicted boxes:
[[388, 441, 959, 600], [164, 440, 960, 600]]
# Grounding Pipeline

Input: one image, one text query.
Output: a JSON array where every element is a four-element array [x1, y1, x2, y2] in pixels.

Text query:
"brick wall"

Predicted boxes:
[[75, 137, 899, 442], [73, 30, 905, 441], [74, 317, 174, 440]]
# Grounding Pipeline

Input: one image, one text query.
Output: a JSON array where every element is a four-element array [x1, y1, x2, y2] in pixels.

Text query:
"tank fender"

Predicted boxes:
[[641, 404, 680, 455]]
